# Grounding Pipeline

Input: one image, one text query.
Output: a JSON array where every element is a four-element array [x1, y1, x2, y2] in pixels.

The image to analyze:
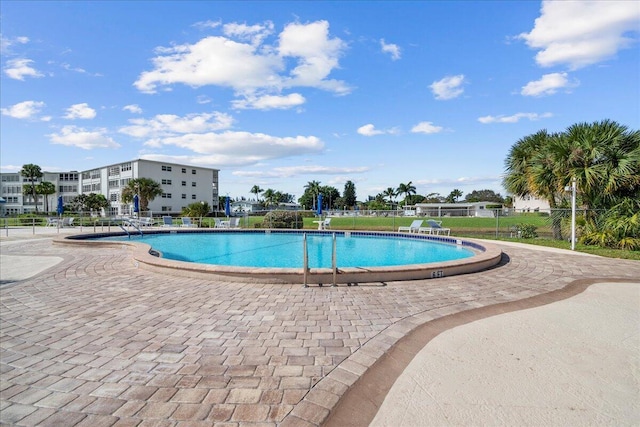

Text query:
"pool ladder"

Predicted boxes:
[[119, 219, 143, 238], [303, 233, 339, 288]]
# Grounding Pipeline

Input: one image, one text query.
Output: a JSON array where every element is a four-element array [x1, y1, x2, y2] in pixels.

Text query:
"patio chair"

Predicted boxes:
[[181, 217, 197, 227], [398, 219, 423, 233], [228, 218, 240, 228], [322, 218, 331, 230], [61, 217, 75, 227], [419, 219, 451, 236], [46, 217, 59, 227], [162, 216, 173, 227]]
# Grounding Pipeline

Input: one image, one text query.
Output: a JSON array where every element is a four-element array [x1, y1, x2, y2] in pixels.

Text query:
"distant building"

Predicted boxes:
[[231, 200, 262, 214], [511, 195, 550, 213], [1, 159, 219, 216], [413, 201, 503, 217]]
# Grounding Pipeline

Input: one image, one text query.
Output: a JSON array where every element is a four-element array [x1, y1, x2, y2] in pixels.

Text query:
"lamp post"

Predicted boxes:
[[565, 177, 577, 251]]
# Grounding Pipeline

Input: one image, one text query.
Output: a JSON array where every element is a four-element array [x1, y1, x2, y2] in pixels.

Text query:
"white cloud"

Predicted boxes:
[[234, 165, 369, 179], [1, 100, 45, 119], [357, 123, 398, 136], [123, 104, 143, 114], [142, 131, 324, 167], [64, 103, 97, 119], [193, 20, 222, 30], [430, 75, 466, 100], [223, 21, 274, 46], [196, 95, 211, 104], [519, 0, 640, 69], [4, 58, 43, 80], [134, 20, 350, 103], [478, 112, 553, 124], [119, 111, 234, 138], [48, 125, 121, 149], [380, 39, 401, 60], [521, 72, 577, 96], [232, 93, 306, 110], [1, 35, 29, 54], [411, 121, 443, 134]]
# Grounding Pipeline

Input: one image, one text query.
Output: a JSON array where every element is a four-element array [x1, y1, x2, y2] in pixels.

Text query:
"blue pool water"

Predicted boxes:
[[99, 232, 474, 268]]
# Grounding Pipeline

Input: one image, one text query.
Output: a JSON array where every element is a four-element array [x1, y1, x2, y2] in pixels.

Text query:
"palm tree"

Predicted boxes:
[[396, 181, 416, 208], [304, 180, 321, 209], [250, 185, 263, 202], [121, 178, 163, 212], [37, 181, 57, 213], [20, 164, 43, 212], [262, 189, 278, 208], [383, 187, 396, 209], [446, 189, 463, 203]]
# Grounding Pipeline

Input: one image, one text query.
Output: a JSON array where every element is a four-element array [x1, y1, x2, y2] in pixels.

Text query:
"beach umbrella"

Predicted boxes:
[[133, 194, 140, 213], [316, 194, 323, 216], [225, 196, 231, 217], [56, 196, 64, 215]]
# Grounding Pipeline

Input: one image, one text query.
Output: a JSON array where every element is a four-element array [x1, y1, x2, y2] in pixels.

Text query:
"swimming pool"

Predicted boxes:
[[59, 230, 503, 284], [97, 231, 474, 268]]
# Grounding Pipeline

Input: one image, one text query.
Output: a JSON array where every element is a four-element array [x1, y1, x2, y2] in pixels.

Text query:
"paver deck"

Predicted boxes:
[[1, 229, 639, 426]]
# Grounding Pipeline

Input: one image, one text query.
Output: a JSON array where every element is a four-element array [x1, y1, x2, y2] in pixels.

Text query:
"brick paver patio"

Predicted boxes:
[[1, 233, 639, 426]]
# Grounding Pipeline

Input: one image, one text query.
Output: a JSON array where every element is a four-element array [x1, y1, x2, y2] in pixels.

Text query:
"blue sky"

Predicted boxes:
[[1, 1, 639, 202]]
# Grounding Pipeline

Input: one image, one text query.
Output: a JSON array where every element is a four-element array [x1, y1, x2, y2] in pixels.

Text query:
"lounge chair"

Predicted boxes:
[[214, 218, 225, 228], [61, 217, 75, 227], [181, 217, 197, 227], [131, 217, 155, 227], [162, 216, 173, 227], [322, 218, 331, 229], [419, 219, 451, 236], [228, 218, 240, 228], [398, 219, 423, 233], [46, 217, 59, 227]]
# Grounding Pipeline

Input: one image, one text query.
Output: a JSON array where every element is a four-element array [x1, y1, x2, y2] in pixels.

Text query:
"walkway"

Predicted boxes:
[[1, 228, 639, 426]]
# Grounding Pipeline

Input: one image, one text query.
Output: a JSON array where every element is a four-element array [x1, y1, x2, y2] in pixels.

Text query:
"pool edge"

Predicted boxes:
[[54, 230, 503, 284]]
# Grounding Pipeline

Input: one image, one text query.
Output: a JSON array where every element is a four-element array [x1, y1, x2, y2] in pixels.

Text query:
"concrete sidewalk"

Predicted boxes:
[[371, 281, 640, 426]]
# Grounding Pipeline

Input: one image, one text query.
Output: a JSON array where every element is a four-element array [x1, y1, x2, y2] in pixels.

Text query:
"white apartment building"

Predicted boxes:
[[1, 159, 219, 216], [512, 194, 551, 213]]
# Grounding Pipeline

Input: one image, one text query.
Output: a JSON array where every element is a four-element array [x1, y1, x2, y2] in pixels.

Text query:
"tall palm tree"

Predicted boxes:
[[121, 178, 163, 212], [250, 185, 263, 202], [304, 180, 321, 209], [383, 187, 396, 209], [20, 163, 43, 212], [37, 181, 57, 214], [262, 189, 277, 208], [396, 181, 416, 208]]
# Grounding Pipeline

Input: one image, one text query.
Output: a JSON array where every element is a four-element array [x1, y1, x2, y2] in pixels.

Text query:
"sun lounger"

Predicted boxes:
[[162, 216, 173, 227], [181, 217, 197, 227], [61, 217, 75, 227], [418, 219, 451, 236], [46, 217, 59, 227], [398, 219, 423, 233]]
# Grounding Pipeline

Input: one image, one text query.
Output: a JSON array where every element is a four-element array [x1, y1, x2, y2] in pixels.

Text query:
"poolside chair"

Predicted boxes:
[[398, 219, 423, 233], [322, 218, 331, 230], [162, 216, 173, 227], [214, 218, 225, 228], [181, 217, 197, 228], [419, 219, 451, 236], [61, 217, 75, 227], [130, 217, 155, 227], [46, 217, 59, 227], [228, 218, 240, 229]]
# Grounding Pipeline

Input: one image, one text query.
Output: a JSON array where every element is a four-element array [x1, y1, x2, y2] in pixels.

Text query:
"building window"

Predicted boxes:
[[182, 181, 186, 186], [121, 162, 132, 171], [91, 183, 101, 191], [182, 168, 187, 173], [108, 180, 119, 188], [82, 185, 91, 192], [182, 194, 187, 199], [161, 206, 172, 212], [161, 193, 172, 199], [192, 194, 197, 200], [192, 169, 196, 175], [191, 182, 196, 187], [110, 193, 119, 202], [109, 166, 120, 176], [161, 179, 172, 185], [161, 165, 172, 171]]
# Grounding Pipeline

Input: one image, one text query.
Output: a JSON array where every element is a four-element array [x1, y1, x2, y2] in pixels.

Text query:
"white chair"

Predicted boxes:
[[398, 219, 423, 233], [181, 217, 196, 227], [322, 218, 331, 229], [419, 220, 451, 236], [228, 218, 240, 228]]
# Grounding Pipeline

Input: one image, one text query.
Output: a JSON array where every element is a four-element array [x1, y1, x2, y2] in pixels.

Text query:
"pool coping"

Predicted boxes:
[[54, 229, 503, 284]]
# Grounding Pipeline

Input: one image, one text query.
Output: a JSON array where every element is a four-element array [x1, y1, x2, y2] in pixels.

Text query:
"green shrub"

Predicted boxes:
[[263, 211, 304, 229], [515, 223, 538, 238]]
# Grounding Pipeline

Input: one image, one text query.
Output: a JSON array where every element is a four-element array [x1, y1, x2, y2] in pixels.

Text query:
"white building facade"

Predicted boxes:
[[1, 159, 219, 216], [512, 195, 551, 213]]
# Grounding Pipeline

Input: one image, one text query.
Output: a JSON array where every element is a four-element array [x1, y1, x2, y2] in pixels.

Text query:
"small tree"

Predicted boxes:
[[182, 201, 210, 218], [20, 164, 43, 212], [343, 180, 357, 208], [37, 181, 57, 213], [121, 178, 163, 212]]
